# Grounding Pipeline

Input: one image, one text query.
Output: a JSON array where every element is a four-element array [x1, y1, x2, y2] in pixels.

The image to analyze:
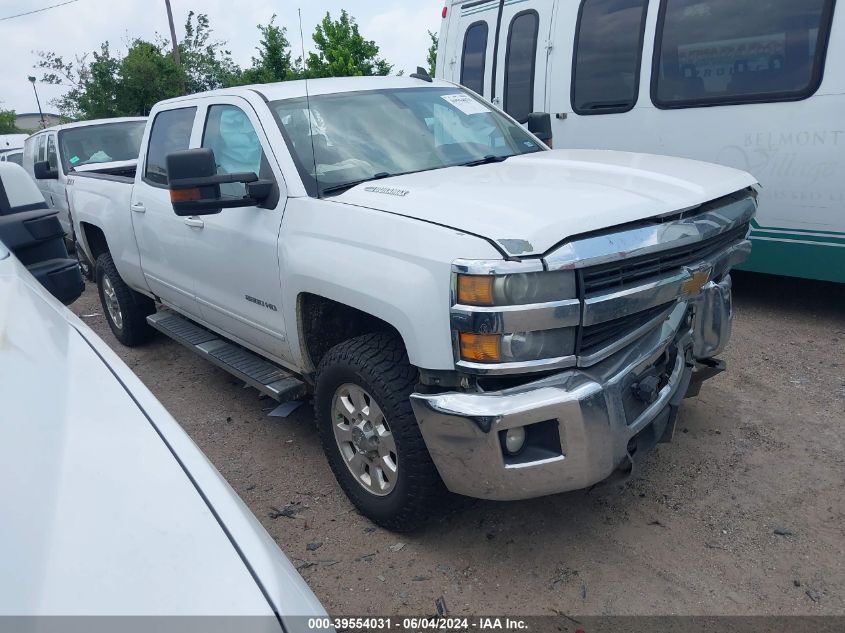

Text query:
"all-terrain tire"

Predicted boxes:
[[314, 333, 450, 532], [95, 252, 156, 346]]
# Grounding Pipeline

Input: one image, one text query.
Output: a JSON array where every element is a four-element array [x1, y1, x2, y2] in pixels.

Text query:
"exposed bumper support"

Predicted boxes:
[[410, 276, 734, 501]]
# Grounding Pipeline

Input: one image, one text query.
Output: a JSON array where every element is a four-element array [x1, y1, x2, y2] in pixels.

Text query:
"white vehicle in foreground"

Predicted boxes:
[[0, 149, 23, 166], [71, 76, 757, 531], [23, 117, 146, 238], [0, 159, 326, 628]]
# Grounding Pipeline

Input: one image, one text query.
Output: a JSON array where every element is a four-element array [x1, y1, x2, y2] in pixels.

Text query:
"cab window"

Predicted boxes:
[[572, 0, 650, 115], [653, 0, 836, 108], [37, 135, 47, 162], [144, 107, 196, 186], [461, 21, 489, 96], [503, 10, 540, 124], [202, 104, 272, 199], [46, 135, 58, 171]]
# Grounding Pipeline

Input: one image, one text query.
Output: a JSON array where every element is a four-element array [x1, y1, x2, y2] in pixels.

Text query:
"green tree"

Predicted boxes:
[[34, 13, 240, 119], [305, 10, 392, 78], [118, 40, 184, 115], [35, 45, 117, 119], [36, 39, 182, 118], [238, 15, 299, 84], [0, 108, 22, 134], [70, 43, 121, 119], [426, 30, 438, 78], [179, 12, 241, 92]]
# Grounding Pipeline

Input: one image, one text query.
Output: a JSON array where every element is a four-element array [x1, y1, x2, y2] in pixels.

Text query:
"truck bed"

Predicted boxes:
[[73, 159, 137, 183]]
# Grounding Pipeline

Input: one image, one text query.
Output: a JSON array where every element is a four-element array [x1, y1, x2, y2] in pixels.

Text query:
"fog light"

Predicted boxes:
[[503, 427, 527, 455]]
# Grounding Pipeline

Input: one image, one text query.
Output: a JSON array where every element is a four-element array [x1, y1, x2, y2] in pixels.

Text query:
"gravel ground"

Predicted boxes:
[[70, 271, 844, 617]]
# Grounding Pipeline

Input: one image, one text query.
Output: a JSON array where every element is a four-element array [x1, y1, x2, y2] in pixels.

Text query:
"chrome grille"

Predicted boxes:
[[581, 222, 750, 295], [578, 302, 675, 357], [571, 191, 756, 364]]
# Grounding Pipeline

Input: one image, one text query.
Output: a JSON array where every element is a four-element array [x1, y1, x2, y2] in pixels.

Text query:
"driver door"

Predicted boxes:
[[187, 96, 291, 362]]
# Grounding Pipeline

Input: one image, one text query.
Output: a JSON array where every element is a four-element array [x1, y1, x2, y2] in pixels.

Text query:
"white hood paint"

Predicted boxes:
[[336, 149, 757, 256]]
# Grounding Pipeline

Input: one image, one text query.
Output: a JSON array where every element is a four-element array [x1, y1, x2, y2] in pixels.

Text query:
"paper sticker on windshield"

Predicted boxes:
[[441, 93, 490, 115], [69, 156, 80, 164]]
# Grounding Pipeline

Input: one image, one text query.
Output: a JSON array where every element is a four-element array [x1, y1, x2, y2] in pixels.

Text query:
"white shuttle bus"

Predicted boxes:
[[437, 0, 843, 282]]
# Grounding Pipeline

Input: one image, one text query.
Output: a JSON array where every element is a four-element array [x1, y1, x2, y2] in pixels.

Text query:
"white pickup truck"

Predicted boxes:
[[70, 76, 757, 531]]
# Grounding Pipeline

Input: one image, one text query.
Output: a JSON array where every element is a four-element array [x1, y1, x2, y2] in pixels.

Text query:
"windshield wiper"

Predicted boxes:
[[319, 172, 392, 197], [460, 155, 510, 167]]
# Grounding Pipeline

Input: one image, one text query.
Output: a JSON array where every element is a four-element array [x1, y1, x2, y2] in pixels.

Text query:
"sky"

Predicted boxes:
[[0, 0, 444, 114]]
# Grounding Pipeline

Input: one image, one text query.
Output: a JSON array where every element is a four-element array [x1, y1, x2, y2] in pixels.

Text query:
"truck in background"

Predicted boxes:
[[22, 118, 146, 241]]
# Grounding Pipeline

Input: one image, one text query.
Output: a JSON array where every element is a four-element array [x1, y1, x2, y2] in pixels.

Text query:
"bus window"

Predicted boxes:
[[461, 22, 489, 96], [572, 0, 649, 115], [653, 0, 836, 108], [504, 10, 539, 123]]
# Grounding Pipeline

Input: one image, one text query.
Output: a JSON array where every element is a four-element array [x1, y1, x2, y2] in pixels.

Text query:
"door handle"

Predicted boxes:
[[131, 202, 146, 213], [184, 217, 204, 229]]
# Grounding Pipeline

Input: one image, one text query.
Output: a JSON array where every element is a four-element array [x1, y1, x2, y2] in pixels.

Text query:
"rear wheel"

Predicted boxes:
[[95, 253, 156, 346], [314, 333, 449, 531]]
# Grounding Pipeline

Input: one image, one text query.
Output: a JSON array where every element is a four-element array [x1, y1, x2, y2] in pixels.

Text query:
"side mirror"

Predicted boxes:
[[165, 148, 272, 216], [527, 112, 553, 148], [34, 160, 59, 180]]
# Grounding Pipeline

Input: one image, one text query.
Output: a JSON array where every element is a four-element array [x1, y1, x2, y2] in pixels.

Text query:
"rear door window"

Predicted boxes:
[[653, 0, 836, 108], [503, 10, 540, 123], [144, 107, 196, 185], [461, 21, 489, 96], [572, 0, 650, 114]]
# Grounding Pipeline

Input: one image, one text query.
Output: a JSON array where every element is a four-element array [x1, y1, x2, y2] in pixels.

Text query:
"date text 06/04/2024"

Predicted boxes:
[[306, 617, 531, 631]]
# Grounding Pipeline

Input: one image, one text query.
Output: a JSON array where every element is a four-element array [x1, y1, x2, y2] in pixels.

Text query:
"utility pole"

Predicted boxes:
[[27, 76, 45, 129], [164, 0, 182, 69]]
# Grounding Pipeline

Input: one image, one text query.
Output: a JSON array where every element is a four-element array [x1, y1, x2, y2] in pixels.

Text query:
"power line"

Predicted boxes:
[[0, 0, 82, 22]]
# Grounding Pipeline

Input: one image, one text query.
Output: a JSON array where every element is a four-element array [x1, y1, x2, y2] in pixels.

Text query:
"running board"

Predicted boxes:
[[147, 311, 307, 403]]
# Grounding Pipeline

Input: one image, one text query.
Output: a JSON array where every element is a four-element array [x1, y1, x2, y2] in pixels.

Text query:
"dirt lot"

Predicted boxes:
[[70, 271, 844, 617]]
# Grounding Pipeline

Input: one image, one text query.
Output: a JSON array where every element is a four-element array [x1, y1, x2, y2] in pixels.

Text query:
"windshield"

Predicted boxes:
[[270, 87, 544, 196], [58, 121, 146, 171]]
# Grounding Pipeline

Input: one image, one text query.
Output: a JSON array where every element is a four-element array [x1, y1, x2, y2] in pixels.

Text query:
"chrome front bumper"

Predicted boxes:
[[410, 277, 732, 500]]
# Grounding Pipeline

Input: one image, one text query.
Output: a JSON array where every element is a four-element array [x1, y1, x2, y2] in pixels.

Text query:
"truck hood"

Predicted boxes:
[[336, 149, 757, 256]]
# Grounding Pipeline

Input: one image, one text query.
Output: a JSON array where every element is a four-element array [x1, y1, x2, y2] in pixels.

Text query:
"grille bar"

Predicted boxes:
[[581, 223, 749, 295], [579, 302, 675, 357]]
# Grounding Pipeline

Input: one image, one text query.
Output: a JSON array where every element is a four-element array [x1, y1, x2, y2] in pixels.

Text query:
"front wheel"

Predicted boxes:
[[314, 333, 449, 532]]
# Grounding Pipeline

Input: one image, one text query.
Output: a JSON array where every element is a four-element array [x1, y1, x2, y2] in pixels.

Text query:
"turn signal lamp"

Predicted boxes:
[[457, 274, 494, 306], [459, 333, 501, 363], [170, 187, 202, 203]]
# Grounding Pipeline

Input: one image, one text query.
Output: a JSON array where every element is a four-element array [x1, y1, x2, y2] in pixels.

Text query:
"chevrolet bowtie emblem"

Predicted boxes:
[[681, 268, 712, 295]]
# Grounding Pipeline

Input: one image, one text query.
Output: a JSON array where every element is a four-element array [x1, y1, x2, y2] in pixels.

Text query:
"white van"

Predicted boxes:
[[437, 0, 843, 283], [23, 117, 146, 239], [1, 134, 27, 154], [0, 150, 23, 166]]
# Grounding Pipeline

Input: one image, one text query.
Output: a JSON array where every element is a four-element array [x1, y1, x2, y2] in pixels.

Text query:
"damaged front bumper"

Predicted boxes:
[[410, 277, 733, 500]]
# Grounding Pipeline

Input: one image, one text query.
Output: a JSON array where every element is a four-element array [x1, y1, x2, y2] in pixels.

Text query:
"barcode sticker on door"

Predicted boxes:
[[441, 93, 491, 115]]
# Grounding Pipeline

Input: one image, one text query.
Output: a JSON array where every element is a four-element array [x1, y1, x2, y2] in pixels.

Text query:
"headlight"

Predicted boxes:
[[459, 328, 576, 364], [457, 270, 575, 306]]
